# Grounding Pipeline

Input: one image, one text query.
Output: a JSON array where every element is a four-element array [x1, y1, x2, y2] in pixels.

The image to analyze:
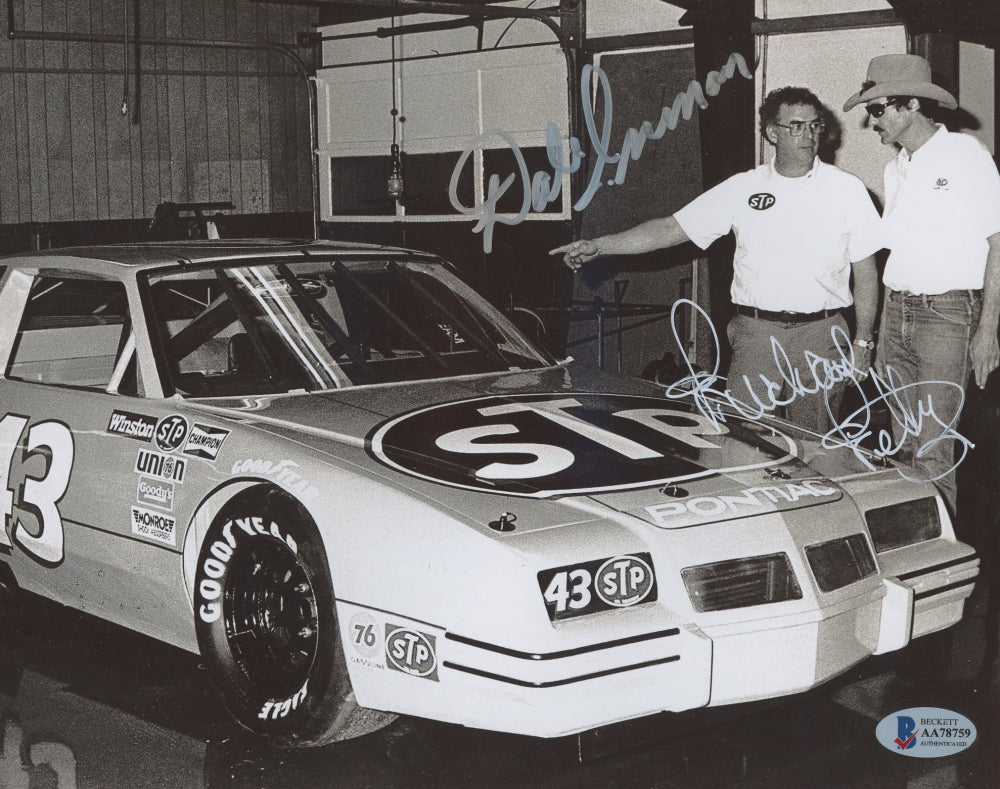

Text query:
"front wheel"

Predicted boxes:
[[193, 490, 395, 747]]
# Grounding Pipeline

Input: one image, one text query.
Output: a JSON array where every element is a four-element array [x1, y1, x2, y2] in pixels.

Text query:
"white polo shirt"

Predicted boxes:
[[882, 126, 1000, 295], [673, 157, 882, 312]]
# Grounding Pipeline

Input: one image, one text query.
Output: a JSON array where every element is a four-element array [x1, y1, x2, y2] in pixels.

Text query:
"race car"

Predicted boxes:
[[0, 239, 978, 747]]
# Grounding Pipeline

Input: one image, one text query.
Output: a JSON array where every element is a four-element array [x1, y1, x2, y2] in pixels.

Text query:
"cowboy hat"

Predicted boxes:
[[842, 54, 957, 112]]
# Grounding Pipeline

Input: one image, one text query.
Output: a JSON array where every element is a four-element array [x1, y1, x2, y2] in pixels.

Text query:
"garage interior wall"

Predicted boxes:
[[0, 0, 317, 249]]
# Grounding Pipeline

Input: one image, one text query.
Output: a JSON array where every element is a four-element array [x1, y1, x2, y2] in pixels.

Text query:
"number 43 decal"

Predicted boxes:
[[0, 414, 74, 566]]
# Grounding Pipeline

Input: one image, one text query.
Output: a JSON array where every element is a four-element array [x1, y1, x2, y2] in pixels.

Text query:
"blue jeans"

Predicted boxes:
[[877, 289, 981, 515], [726, 312, 849, 434]]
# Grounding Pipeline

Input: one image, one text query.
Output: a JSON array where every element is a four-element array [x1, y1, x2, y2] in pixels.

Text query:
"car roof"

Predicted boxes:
[[0, 239, 432, 275]]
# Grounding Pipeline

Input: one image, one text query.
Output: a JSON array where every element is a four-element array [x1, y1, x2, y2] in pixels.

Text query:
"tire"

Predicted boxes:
[[193, 488, 395, 747]]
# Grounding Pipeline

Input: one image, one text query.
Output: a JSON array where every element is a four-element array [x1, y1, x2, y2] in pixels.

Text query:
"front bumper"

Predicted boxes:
[[336, 537, 976, 739]]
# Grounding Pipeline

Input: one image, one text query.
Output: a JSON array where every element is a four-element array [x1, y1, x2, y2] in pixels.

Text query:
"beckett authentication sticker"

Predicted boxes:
[[876, 707, 976, 757]]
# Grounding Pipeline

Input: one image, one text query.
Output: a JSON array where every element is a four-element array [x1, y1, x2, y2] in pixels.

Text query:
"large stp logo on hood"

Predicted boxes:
[[368, 394, 797, 498]]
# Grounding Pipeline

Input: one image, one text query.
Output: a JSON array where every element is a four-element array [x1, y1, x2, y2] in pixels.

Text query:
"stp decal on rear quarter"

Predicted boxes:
[[368, 394, 795, 497]]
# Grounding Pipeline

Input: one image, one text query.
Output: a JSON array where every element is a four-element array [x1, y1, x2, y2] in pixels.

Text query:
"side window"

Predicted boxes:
[[5, 275, 137, 393]]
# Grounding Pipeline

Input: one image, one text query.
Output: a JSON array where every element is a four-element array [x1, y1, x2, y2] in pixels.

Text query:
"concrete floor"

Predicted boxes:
[[2, 435, 999, 788]]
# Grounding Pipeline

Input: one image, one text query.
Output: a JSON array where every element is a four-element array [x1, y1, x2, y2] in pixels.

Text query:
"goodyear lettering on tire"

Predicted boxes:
[[197, 516, 298, 623]]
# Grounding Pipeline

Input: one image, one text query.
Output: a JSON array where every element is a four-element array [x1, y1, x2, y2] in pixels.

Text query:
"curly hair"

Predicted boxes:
[[759, 86, 826, 139]]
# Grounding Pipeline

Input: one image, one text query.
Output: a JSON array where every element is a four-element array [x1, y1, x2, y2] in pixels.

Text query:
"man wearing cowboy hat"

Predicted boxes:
[[844, 53, 1000, 515]]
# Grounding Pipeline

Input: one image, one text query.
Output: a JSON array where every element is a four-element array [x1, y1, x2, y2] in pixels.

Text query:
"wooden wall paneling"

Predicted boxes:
[[0, 18, 19, 223], [98, 0, 125, 221], [42, 2, 72, 221], [24, 2, 48, 222], [153, 56, 172, 219], [206, 74, 233, 207], [265, 5, 291, 213], [226, 68, 244, 213], [46, 72, 75, 222], [69, 69, 99, 221], [27, 71, 51, 223], [0, 0, 315, 229], [185, 0, 210, 203], [137, 70, 160, 218], [182, 69, 210, 203], [239, 74, 265, 213], [104, 74, 133, 219], [88, 1, 109, 221], [12, 38, 32, 222], [204, 0, 230, 207], [156, 0, 174, 212], [128, 76, 146, 221], [295, 72, 312, 216], [68, 0, 98, 221], [166, 68, 188, 207], [255, 12, 274, 214]]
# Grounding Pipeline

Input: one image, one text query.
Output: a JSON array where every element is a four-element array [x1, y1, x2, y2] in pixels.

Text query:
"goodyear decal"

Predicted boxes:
[[230, 459, 319, 503], [369, 393, 796, 497]]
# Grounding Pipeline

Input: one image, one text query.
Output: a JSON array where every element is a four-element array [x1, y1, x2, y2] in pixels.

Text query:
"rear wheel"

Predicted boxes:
[[193, 489, 395, 747]]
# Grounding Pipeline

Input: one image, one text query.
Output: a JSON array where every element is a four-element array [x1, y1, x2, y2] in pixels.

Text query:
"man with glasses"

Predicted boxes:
[[551, 86, 881, 433], [843, 54, 1000, 515]]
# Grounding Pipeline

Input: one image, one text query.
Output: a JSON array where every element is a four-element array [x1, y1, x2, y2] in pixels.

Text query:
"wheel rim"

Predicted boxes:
[[224, 537, 319, 698]]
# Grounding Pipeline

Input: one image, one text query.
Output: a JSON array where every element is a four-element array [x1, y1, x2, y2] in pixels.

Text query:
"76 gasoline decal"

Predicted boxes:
[[538, 553, 657, 621]]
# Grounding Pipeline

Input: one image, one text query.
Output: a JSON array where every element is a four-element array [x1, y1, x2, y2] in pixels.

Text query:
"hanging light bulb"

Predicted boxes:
[[387, 141, 404, 200]]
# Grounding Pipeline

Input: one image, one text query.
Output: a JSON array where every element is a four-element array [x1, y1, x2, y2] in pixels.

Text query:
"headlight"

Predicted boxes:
[[681, 553, 801, 612], [805, 534, 877, 592], [864, 497, 941, 552]]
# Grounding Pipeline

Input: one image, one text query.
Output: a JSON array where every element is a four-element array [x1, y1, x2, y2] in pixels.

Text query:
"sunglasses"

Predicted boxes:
[[864, 100, 899, 119]]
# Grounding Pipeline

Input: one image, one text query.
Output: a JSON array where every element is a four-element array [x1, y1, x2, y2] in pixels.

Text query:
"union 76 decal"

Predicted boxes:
[[368, 393, 795, 497], [0, 413, 74, 565]]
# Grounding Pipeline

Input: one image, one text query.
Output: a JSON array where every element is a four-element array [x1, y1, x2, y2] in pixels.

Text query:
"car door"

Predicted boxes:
[[0, 267, 196, 645]]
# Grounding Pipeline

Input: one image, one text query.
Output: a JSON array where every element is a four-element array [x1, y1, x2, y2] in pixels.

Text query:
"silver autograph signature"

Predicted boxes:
[[660, 299, 973, 482]]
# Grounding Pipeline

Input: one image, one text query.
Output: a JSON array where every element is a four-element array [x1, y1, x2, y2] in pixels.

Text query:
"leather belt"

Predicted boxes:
[[736, 305, 841, 323]]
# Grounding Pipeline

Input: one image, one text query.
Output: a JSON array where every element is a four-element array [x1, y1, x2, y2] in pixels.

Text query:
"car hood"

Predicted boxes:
[[191, 363, 854, 528]]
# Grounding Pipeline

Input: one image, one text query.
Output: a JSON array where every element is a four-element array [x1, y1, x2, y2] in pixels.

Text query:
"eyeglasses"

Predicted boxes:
[[772, 119, 826, 137], [864, 100, 898, 118]]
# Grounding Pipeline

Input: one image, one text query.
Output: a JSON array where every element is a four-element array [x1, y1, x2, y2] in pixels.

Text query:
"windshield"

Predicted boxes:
[[144, 256, 553, 397]]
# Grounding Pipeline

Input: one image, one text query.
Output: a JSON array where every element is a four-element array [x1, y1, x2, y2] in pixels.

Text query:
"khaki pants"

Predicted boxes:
[[725, 311, 850, 434]]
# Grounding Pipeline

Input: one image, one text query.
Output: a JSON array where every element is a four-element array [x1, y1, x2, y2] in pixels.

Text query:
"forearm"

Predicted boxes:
[[977, 234, 1000, 335], [592, 216, 690, 257], [851, 257, 879, 340], [969, 233, 1000, 387]]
